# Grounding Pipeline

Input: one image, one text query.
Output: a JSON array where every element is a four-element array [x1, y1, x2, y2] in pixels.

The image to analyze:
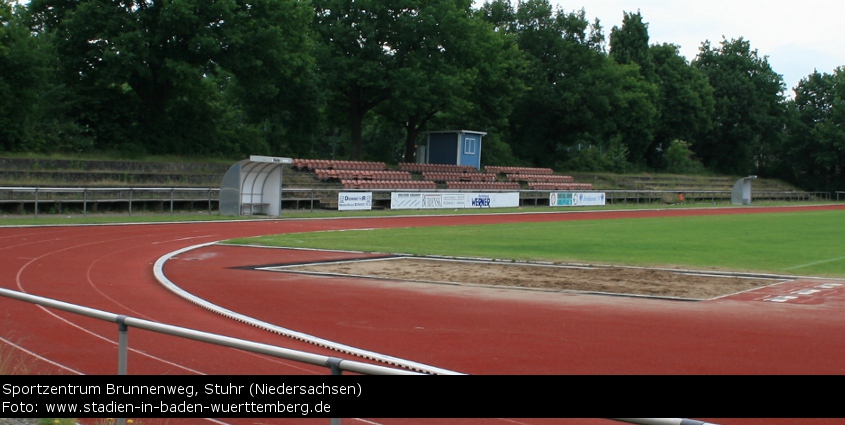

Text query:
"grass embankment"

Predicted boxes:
[[226, 208, 845, 278]]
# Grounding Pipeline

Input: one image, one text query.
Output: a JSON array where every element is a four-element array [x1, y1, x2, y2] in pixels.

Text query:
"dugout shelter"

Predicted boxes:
[[220, 155, 292, 216], [731, 175, 757, 205]]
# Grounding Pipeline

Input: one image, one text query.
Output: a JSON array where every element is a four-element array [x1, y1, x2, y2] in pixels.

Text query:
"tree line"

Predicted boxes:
[[1, 0, 843, 191]]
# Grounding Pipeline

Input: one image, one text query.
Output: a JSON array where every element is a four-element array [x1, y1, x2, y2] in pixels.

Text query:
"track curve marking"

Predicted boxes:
[[154, 242, 463, 375]]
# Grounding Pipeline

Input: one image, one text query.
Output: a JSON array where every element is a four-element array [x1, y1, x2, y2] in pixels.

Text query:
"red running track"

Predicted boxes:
[[2, 206, 845, 425]]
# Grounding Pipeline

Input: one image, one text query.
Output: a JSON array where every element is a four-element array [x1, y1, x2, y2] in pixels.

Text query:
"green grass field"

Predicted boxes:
[[227, 209, 845, 278]]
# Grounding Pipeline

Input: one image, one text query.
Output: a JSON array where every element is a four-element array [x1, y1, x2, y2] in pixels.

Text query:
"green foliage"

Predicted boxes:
[[648, 43, 714, 169], [497, 1, 658, 170], [780, 67, 845, 191], [27, 0, 316, 158], [692, 37, 786, 175], [39, 419, 77, 425], [0, 0, 838, 191], [609, 10, 655, 81], [0, 1, 55, 152], [312, 0, 398, 159], [664, 139, 705, 174], [563, 138, 632, 173]]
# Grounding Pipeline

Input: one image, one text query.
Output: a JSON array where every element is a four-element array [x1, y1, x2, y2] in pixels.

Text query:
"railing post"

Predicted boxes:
[[115, 314, 129, 425], [116, 315, 128, 375], [129, 189, 133, 215], [170, 188, 175, 214], [34, 187, 39, 217], [327, 357, 343, 425]]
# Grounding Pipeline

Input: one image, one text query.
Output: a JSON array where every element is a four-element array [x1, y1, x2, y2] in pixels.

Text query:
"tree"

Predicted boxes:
[[312, 0, 401, 159], [781, 67, 845, 190], [0, 1, 50, 151], [501, 0, 610, 168], [609, 10, 654, 81], [648, 43, 714, 169], [493, 0, 656, 170], [28, 0, 315, 157], [376, 0, 526, 163], [692, 37, 786, 175]]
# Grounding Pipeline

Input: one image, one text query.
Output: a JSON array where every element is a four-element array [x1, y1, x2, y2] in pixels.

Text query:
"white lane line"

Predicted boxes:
[[14, 237, 206, 375], [0, 335, 83, 375], [785, 256, 845, 270]]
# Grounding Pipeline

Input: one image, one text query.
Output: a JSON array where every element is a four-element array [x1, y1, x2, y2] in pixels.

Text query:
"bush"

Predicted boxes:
[[665, 139, 705, 174]]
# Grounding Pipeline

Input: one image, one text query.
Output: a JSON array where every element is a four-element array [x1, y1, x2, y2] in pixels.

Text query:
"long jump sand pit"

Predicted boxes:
[[282, 257, 783, 300]]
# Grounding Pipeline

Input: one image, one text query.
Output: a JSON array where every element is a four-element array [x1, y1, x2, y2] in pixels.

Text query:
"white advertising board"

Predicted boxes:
[[550, 192, 606, 206], [390, 192, 519, 210], [338, 192, 373, 211]]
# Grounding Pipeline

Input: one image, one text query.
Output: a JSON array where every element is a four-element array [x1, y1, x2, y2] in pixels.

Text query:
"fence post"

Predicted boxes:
[[327, 357, 343, 425], [116, 315, 128, 375], [34, 187, 39, 217]]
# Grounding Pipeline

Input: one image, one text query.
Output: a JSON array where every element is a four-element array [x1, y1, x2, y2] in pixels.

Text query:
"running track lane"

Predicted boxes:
[[3, 206, 845, 425]]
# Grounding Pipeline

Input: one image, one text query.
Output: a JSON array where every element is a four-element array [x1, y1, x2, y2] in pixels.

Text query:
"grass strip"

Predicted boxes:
[[227, 209, 845, 277]]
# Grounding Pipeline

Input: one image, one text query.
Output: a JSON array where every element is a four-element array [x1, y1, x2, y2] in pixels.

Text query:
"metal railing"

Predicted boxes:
[[0, 287, 421, 377], [614, 420, 720, 425], [0, 287, 721, 425], [2, 186, 837, 216], [0, 287, 430, 424], [0, 186, 219, 216]]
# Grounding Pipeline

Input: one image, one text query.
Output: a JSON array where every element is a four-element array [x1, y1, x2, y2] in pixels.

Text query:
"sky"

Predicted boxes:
[[560, 0, 845, 94]]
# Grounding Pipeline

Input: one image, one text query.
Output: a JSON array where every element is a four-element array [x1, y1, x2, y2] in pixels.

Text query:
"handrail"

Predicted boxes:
[[0, 278, 723, 425], [0, 186, 838, 217], [0, 287, 421, 376], [613, 420, 720, 425]]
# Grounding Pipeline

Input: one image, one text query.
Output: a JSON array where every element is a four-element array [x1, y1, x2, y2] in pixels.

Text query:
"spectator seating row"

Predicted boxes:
[[342, 180, 438, 190], [527, 182, 594, 190], [506, 174, 574, 183], [399, 163, 478, 174], [485, 166, 554, 175], [422, 172, 497, 183], [293, 159, 387, 171], [446, 182, 521, 190], [315, 169, 412, 181]]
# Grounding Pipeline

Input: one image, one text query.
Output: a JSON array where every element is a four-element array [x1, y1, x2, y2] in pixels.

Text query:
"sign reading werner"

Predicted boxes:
[[338, 192, 373, 211], [550, 192, 606, 206], [391, 192, 519, 210]]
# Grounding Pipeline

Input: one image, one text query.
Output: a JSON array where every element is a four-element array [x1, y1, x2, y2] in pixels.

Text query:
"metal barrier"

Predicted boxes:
[[1, 186, 837, 216], [0, 287, 425, 424], [614, 420, 720, 425], [0, 187, 219, 216], [0, 287, 420, 376], [0, 287, 722, 425]]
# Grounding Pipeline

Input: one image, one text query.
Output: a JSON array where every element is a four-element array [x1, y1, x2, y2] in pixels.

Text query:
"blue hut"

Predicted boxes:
[[424, 130, 486, 170]]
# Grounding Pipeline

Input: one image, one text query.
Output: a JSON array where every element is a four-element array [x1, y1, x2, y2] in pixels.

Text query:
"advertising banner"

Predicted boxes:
[[338, 192, 373, 211], [550, 192, 606, 206], [390, 192, 519, 210]]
